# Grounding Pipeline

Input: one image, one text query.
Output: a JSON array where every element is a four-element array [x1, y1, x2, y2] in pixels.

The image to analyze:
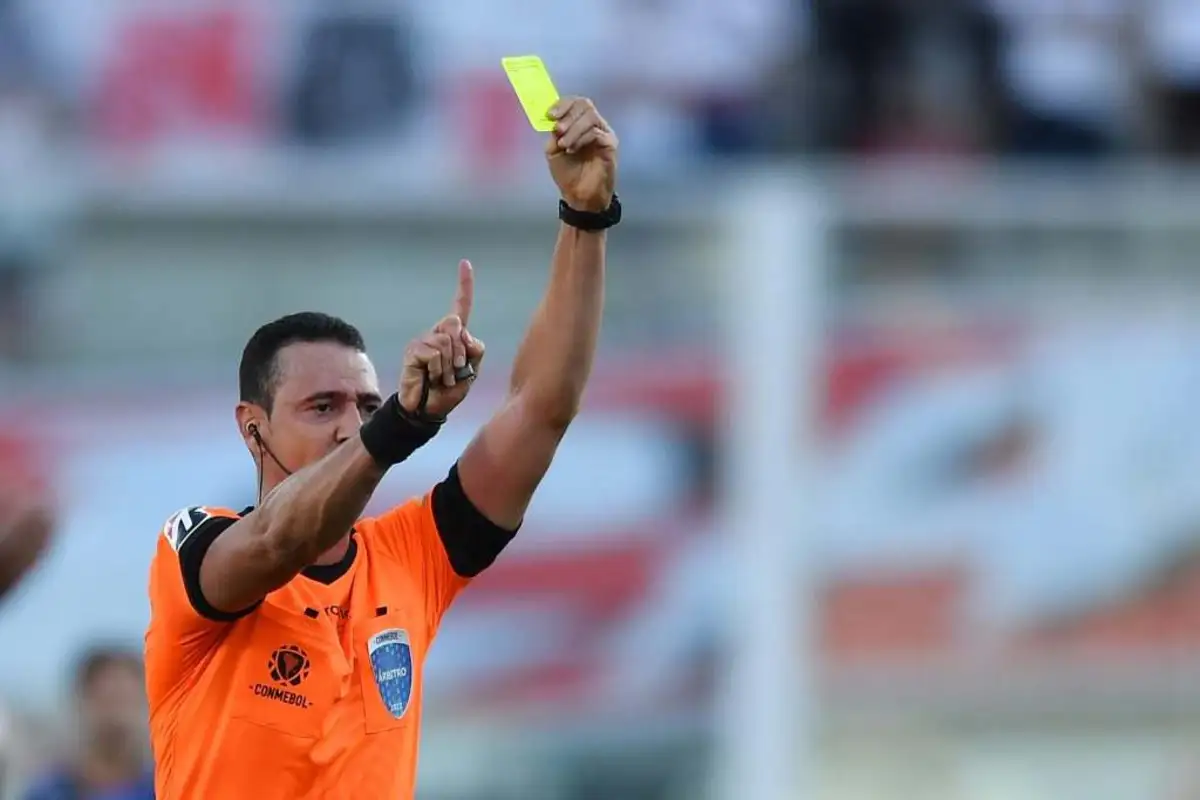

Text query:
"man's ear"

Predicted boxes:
[[235, 403, 265, 453]]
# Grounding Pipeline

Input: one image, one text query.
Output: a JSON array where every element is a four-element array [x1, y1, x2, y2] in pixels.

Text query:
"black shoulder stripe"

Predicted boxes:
[[174, 513, 260, 622], [431, 463, 518, 578], [163, 506, 214, 552]]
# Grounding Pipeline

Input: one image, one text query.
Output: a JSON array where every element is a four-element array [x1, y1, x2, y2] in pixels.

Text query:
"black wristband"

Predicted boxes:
[[559, 194, 621, 231], [360, 393, 442, 468]]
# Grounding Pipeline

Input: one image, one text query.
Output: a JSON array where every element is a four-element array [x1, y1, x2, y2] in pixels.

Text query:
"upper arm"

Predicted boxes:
[[195, 506, 307, 617], [456, 393, 569, 531], [373, 466, 517, 629], [146, 507, 245, 698], [161, 506, 263, 623]]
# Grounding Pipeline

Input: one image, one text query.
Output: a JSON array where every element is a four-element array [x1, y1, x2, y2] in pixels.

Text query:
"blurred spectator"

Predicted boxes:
[[0, 700, 16, 795], [0, 707, 55, 799], [1143, 0, 1200, 156], [286, 7, 419, 146], [0, 0, 70, 364], [813, 0, 1002, 156], [987, 0, 1134, 158], [21, 646, 153, 800], [0, 251, 37, 361], [811, 0, 910, 151], [0, 0, 47, 94], [0, 0, 72, 166], [602, 0, 791, 172]]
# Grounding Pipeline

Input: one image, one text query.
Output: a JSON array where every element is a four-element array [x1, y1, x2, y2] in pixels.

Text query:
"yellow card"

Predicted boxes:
[[501, 55, 560, 132]]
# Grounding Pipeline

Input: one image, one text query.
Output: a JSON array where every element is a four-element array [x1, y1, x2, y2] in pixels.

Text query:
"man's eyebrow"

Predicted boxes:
[[298, 390, 383, 406], [299, 391, 346, 405]]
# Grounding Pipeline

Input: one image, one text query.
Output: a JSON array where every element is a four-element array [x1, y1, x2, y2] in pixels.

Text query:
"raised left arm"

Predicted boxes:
[[456, 97, 619, 531]]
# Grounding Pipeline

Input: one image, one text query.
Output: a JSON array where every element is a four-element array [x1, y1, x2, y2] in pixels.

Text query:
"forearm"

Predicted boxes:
[[509, 224, 606, 424], [256, 438, 384, 568]]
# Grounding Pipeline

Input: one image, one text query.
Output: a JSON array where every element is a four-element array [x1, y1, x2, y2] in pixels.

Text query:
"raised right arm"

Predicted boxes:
[[194, 437, 385, 617], [188, 268, 485, 619]]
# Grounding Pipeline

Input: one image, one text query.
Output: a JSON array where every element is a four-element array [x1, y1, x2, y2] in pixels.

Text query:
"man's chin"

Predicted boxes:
[[90, 724, 140, 754]]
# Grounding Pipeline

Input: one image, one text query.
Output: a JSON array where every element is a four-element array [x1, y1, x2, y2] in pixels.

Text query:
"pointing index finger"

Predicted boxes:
[[452, 259, 474, 326]]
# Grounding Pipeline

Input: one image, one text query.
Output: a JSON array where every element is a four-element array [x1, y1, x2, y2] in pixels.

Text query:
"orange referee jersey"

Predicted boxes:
[[145, 468, 508, 799]]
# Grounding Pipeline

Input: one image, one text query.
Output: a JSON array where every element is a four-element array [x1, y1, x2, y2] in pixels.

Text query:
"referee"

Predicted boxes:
[[144, 96, 619, 799]]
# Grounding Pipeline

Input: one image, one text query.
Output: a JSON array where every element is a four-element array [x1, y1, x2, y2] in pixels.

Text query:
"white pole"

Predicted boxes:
[[715, 169, 824, 800]]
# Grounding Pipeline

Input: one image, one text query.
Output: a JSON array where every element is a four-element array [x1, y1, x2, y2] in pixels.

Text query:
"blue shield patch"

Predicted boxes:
[[367, 628, 414, 719]]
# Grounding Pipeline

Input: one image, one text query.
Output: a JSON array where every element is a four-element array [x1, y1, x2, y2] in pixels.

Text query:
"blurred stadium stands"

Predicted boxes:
[[6, 0, 1200, 798]]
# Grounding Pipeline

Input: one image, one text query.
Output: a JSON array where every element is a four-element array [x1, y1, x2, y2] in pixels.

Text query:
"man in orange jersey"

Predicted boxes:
[[144, 95, 619, 799]]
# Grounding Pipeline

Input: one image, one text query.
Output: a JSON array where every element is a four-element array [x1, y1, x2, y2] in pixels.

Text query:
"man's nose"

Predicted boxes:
[[334, 407, 366, 443]]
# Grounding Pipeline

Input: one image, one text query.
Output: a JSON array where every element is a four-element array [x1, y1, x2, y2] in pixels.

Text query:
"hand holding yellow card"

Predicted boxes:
[[501, 55, 560, 132]]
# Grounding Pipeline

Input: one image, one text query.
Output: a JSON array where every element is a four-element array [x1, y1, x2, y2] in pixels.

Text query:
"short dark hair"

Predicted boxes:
[[72, 644, 142, 696], [239, 312, 366, 412]]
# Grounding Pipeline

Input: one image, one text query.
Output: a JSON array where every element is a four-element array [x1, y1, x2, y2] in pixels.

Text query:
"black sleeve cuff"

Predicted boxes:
[[177, 516, 261, 622], [431, 463, 518, 578]]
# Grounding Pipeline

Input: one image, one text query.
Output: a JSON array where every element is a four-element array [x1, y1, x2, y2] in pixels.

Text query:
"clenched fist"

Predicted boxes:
[[398, 260, 486, 419], [546, 97, 618, 213]]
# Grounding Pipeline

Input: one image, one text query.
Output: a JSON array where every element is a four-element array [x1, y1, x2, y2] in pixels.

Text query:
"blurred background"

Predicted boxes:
[[3, 0, 1200, 798]]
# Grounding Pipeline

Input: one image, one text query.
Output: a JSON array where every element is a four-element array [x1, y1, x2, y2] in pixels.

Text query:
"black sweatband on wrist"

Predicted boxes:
[[559, 194, 621, 231], [360, 393, 442, 468]]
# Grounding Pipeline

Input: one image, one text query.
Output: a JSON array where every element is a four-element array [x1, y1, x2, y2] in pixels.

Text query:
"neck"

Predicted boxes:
[[312, 534, 351, 566]]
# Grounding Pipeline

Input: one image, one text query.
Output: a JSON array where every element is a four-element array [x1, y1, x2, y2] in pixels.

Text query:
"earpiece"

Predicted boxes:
[[245, 420, 293, 500]]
